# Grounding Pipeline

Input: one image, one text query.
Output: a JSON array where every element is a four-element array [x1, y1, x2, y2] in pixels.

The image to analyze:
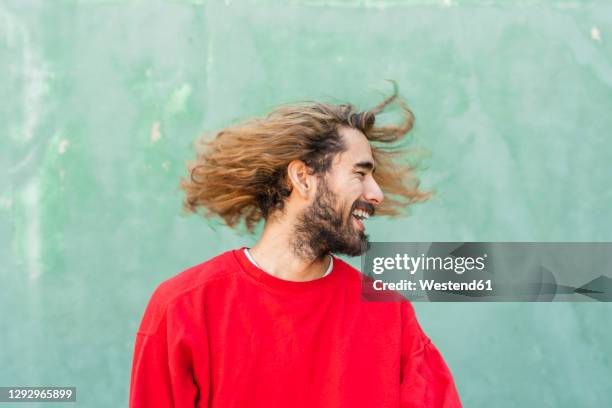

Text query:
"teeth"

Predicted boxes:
[[352, 209, 370, 220]]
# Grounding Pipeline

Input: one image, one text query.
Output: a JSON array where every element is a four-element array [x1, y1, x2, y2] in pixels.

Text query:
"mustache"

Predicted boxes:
[[351, 200, 376, 216]]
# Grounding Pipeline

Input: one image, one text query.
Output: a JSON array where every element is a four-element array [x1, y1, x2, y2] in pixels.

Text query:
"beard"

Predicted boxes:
[[291, 177, 370, 260]]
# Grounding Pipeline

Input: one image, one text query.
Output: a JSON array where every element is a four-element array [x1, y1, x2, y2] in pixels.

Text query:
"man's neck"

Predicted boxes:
[[249, 218, 330, 282]]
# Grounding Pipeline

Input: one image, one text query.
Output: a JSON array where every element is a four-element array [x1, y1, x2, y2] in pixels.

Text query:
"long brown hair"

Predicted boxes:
[[180, 83, 431, 232]]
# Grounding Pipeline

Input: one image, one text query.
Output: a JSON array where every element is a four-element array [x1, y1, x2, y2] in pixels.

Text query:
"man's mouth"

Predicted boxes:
[[351, 207, 371, 232]]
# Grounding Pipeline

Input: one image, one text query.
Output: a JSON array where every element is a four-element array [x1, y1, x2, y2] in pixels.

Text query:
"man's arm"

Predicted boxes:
[[129, 290, 207, 408], [399, 302, 462, 408]]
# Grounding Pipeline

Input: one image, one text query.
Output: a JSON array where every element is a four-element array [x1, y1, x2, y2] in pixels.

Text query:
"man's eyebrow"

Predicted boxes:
[[354, 161, 376, 173]]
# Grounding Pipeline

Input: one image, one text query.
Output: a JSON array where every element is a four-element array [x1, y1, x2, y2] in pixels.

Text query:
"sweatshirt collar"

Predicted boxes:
[[232, 247, 340, 292]]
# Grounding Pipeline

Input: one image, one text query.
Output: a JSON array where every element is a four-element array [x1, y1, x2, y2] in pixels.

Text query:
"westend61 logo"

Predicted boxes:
[[361, 242, 612, 302], [371, 253, 487, 275]]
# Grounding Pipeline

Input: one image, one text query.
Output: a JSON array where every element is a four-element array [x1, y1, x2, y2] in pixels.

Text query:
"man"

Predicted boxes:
[[129, 86, 462, 407]]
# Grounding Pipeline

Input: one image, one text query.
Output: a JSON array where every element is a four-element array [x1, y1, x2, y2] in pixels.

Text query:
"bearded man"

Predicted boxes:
[[129, 86, 462, 407]]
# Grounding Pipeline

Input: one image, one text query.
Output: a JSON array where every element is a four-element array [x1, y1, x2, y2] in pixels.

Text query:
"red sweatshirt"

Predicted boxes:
[[130, 248, 462, 408]]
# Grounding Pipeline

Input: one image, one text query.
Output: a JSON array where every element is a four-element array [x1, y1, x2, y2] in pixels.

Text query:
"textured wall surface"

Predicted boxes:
[[2, 0, 612, 406]]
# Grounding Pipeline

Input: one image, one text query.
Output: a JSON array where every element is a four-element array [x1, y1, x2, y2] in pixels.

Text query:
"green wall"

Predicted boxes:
[[2, 0, 612, 406]]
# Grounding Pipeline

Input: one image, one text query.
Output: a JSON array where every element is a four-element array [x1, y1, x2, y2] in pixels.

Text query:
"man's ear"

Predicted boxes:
[[287, 160, 314, 198]]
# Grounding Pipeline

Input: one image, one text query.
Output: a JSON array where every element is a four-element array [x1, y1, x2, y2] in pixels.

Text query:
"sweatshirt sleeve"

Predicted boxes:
[[129, 286, 207, 408], [399, 302, 462, 408]]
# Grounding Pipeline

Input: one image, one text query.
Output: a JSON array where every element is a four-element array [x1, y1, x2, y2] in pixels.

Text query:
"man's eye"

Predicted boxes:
[[356, 171, 366, 177]]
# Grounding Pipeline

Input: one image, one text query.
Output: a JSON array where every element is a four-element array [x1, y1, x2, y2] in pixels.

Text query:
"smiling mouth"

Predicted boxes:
[[351, 207, 371, 232]]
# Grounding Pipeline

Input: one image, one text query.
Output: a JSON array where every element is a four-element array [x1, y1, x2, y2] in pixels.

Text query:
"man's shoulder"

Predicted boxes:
[[136, 249, 239, 334], [155, 249, 238, 300], [331, 255, 367, 286], [333, 255, 412, 307]]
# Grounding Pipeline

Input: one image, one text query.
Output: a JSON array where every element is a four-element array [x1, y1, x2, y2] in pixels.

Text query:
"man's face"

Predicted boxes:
[[292, 127, 384, 259]]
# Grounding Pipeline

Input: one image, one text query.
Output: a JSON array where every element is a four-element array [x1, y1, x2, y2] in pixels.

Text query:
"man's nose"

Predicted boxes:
[[364, 177, 384, 206]]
